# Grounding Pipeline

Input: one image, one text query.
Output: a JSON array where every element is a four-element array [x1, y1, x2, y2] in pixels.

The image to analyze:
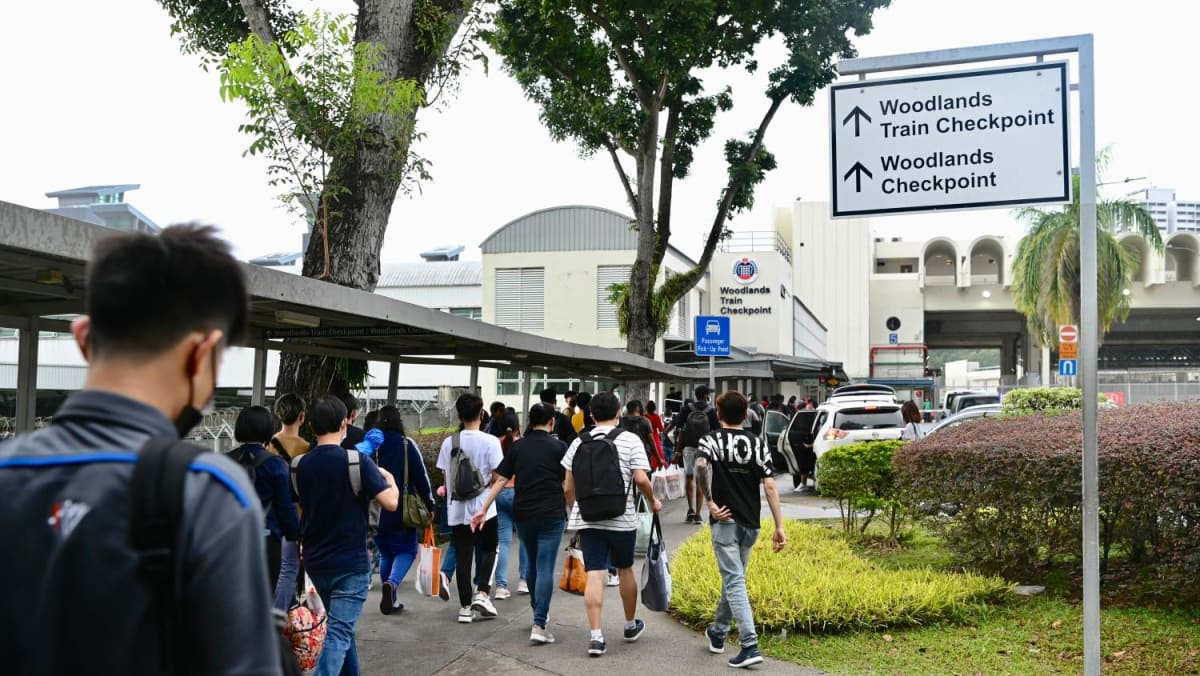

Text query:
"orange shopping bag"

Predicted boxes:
[[559, 534, 588, 595], [414, 525, 442, 597]]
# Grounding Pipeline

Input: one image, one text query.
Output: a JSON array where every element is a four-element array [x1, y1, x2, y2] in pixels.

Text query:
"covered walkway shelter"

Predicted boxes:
[[0, 201, 796, 433]]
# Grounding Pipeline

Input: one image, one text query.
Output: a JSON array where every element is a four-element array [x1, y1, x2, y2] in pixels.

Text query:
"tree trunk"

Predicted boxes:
[[272, 0, 468, 407]]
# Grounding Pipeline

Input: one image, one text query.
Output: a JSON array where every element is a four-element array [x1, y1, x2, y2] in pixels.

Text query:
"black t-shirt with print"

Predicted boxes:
[[496, 430, 568, 522], [696, 428, 774, 528]]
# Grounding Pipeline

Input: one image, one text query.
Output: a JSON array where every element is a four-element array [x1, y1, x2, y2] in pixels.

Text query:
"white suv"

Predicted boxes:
[[782, 385, 904, 490]]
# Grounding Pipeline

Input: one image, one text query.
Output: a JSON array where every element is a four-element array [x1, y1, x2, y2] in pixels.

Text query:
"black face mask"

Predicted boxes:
[[174, 353, 216, 438]]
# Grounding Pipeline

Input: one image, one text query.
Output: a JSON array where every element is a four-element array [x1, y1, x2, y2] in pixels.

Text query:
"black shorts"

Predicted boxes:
[[579, 528, 636, 571]]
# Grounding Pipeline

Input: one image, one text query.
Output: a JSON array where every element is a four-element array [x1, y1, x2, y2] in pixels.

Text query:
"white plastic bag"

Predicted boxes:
[[661, 466, 686, 500]]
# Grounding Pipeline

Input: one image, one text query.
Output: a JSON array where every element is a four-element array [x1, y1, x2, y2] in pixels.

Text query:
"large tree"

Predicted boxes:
[[158, 0, 477, 402], [1012, 150, 1163, 348], [489, 1, 888, 370]]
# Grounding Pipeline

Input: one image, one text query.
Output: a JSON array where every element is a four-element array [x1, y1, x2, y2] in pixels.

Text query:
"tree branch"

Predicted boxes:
[[239, 0, 279, 43], [653, 104, 680, 268], [604, 138, 640, 215], [579, 4, 651, 108]]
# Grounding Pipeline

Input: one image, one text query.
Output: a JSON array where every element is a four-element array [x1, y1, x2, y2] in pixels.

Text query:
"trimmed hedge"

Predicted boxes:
[[817, 440, 906, 539], [1001, 386, 1111, 416], [670, 521, 1010, 633], [894, 401, 1200, 601]]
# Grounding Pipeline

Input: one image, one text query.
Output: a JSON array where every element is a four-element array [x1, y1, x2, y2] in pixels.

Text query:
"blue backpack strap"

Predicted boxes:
[[130, 436, 204, 673]]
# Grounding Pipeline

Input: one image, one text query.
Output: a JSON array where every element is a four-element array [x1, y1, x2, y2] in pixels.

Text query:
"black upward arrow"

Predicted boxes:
[[842, 105, 872, 137], [843, 161, 873, 192]]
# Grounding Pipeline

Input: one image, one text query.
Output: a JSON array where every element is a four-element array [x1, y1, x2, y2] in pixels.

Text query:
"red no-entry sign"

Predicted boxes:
[[1059, 325, 1078, 343]]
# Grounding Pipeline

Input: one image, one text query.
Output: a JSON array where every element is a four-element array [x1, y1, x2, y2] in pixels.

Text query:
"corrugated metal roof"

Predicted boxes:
[[481, 205, 638, 254], [378, 260, 481, 288], [0, 363, 87, 389]]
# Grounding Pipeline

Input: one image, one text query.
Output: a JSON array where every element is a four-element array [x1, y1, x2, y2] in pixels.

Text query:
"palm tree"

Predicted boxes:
[[1011, 150, 1163, 347]]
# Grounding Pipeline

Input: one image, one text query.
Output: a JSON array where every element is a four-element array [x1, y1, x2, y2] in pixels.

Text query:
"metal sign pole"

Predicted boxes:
[[708, 356, 716, 392], [1077, 34, 1101, 676]]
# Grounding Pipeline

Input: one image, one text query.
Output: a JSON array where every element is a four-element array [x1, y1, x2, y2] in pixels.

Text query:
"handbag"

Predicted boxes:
[[401, 437, 431, 529], [284, 574, 328, 675], [640, 513, 672, 612], [634, 495, 652, 556], [559, 534, 588, 595], [661, 466, 686, 500], [414, 525, 442, 597]]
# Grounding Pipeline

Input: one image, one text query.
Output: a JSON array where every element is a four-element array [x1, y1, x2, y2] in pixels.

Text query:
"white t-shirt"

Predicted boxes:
[[437, 430, 504, 527], [900, 421, 924, 441], [562, 425, 650, 532]]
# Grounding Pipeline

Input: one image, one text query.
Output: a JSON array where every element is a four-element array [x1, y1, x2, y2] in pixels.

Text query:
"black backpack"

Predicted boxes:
[[226, 445, 274, 484], [132, 437, 302, 676], [682, 403, 712, 447], [572, 428, 630, 522], [448, 433, 485, 501]]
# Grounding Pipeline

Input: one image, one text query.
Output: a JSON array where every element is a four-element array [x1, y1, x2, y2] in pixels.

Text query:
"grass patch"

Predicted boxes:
[[747, 522, 1200, 674], [671, 521, 1009, 633], [762, 596, 1200, 675]]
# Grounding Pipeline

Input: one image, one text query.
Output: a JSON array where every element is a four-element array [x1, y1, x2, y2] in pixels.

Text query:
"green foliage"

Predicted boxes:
[[670, 521, 1010, 633], [1001, 386, 1107, 416], [218, 11, 426, 218], [818, 440, 907, 539], [1011, 148, 1163, 346], [894, 401, 1200, 602], [156, 0, 298, 64], [488, 0, 889, 350]]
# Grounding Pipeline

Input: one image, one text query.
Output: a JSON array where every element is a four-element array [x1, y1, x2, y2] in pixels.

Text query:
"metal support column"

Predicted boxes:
[[387, 360, 399, 407], [15, 321, 38, 433], [469, 365, 479, 395], [708, 357, 715, 393], [1077, 34, 1101, 676], [251, 343, 268, 406], [520, 369, 532, 426]]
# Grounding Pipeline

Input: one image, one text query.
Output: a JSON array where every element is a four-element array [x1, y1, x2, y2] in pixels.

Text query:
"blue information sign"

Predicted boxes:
[[1058, 359, 1078, 377], [888, 333, 899, 345], [694, 315, 731, 357]]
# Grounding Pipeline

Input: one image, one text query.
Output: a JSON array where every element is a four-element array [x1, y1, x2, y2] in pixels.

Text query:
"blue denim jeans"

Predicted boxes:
[[376, 529, 419, 590], [517, 516, 566, 627], [495, 487, 529, 588], [710, 521, 759, 648], [273, 539, 301, 611], [310, 571, 370, 676]]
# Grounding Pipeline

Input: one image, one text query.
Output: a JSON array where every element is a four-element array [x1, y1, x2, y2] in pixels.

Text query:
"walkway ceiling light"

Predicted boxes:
[[981, 290, 992, 299], [274, 310, 321, 328]]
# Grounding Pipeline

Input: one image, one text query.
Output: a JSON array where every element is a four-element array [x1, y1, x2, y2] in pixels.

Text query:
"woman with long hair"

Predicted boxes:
[[372, 406, 435, 614], [900, 401, 925, 441]]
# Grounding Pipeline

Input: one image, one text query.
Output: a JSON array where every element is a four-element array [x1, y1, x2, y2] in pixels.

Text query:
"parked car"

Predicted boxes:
[[761, 408, 819, 490], [782, 396, 905, 491], [828, 383, 898, 403], [926, 403, 1002, 435]]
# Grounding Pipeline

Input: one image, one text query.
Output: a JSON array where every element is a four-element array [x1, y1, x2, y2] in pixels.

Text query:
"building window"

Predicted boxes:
[[676, 292, 690, 339], [449, 307, 482, 320], [494, 267, 544, 331], [900, 264, 914, 273], [494, 370, 611, 396], [596, 265, 631, 330]]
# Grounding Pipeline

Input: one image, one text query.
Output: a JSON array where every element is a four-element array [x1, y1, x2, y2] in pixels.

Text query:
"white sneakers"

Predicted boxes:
[[471, 592, 499, 618], [494, 586, 512, 600], [606, 573, 620, 587], [517, 580, 530, 594], [457, 607, 473, 624], [530, 625, 556, 644]]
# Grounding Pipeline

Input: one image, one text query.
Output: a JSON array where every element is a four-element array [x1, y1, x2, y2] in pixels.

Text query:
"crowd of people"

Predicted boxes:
[[0, 224, 794, 674]]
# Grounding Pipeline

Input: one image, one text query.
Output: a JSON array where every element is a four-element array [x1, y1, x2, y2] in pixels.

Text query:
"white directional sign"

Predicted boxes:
[[831, 62, 1070, 217]]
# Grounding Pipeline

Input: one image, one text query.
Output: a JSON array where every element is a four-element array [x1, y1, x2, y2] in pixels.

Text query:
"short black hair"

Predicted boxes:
[[378, 405, 406, 434], [490, 401, 506, 414], [625, 399, 643, 415], [309, 395, 348, 435], [458, 394, 485, 423], [86, 224, 247, 357], [234, 405, 275, 443], [695, 385, 712, 399], [274, 393, 305, 425], [590, 392, 621, 421], [575, 391, 592, 408], [646, 400, 657, 414], [339, 393, 360, 417], [716, 391, 748, 425], [539, 388, 557, 404], [528, 402, 556, 427], [363, 409, 380, 431]]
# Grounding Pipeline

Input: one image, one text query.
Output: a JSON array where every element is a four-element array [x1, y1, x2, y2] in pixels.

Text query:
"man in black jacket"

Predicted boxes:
[[340, 393, 366, 450], [0, 225, 281, 675]]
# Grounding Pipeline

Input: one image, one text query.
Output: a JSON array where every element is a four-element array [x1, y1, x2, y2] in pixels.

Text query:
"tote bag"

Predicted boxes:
[[559, 534, 588, 595], [640, 513, 672, 612], [414, 525, 442, 597]]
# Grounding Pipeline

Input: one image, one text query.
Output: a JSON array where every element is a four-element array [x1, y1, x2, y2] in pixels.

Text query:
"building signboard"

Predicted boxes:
[[831, 62, 1070, 217]]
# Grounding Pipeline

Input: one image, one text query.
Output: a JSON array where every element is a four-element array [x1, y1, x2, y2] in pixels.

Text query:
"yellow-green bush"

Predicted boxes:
[[670, 521, 1010, 633]]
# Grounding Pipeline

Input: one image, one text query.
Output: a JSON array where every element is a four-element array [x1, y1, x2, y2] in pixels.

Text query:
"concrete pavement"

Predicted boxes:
[[354, 484, 833, 675]]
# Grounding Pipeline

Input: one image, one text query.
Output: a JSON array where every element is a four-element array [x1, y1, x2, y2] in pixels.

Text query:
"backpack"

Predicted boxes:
[[132, 437, 302, 676], [226, 446, 274, 484], [572, 427, 630, 522], [682, 404, 712, 448], [448, 433, 485, 501]]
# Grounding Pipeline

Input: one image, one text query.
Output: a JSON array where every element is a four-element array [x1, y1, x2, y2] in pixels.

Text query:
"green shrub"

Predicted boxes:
[[894, 401, 1200, 602], [1001, 386, 1109, 416], [817, 440, 906, 539], [670, 521, 1010, 633]]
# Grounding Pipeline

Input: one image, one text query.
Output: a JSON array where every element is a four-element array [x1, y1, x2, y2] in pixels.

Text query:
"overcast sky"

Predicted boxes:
[[1, 1, 1195, 263]]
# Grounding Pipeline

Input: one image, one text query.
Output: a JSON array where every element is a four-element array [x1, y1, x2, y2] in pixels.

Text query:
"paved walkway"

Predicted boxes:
[[355, 486, 832, 675]]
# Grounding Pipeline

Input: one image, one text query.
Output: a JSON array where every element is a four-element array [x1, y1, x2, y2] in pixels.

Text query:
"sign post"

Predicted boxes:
[[695, 316, 731, 392], [834, 35, 1099, 675]]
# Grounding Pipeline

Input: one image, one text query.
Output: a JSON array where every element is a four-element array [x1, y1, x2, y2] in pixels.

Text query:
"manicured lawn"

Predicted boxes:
[[758, 522, 1200, 675]]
